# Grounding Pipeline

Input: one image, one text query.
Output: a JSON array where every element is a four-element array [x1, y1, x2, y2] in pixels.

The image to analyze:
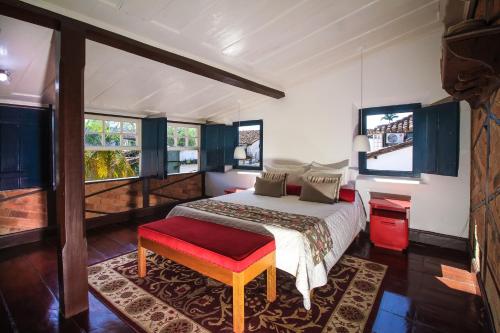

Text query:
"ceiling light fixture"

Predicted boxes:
[[0, 70, 11, 83]]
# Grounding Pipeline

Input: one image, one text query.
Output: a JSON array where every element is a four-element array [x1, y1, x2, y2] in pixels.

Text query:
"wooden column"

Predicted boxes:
[[55, 23, 89, 318]]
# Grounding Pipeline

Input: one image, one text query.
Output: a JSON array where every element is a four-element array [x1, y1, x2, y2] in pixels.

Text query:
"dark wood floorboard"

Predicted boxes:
[[0, 224, 487, 333]]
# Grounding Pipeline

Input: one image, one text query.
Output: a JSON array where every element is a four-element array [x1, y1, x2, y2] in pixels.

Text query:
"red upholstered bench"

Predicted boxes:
[[137, 216, 276, 333]]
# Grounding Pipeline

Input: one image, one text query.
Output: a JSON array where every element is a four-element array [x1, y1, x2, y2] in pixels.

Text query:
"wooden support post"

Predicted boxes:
[[232, 272, 245, 333], [55, 22, 88, 318], [267, 255, 276, 302], [137, 238, 146, 278]]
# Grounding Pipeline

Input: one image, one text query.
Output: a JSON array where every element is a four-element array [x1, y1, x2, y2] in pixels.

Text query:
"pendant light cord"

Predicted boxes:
[[360, 48, 364, 135]]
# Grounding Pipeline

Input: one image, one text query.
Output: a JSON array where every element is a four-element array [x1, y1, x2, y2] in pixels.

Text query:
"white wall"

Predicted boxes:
[[207, 27, 470, 238], [367, 146, 413, 171]]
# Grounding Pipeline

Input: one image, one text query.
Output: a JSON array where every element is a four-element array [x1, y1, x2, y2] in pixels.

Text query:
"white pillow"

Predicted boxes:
[[310, 161, 349, 185], [264, 163, 310, 185]]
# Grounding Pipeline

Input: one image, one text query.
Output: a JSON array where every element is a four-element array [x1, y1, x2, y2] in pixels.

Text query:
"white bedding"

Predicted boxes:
[[167, 190, 366, 309]]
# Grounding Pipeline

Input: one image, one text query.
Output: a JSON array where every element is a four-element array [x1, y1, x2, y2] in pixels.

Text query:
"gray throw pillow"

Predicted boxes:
[[254, 177, 284, 197], [299, 176, 341, 204]]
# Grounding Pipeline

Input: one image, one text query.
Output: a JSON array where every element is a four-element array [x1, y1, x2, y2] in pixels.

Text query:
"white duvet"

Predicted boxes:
[[167, 190, 366, 309]]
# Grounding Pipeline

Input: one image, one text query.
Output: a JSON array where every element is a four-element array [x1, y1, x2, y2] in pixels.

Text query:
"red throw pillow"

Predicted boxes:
[[286, 184, 302, 196], [339, 186, 356, 202]]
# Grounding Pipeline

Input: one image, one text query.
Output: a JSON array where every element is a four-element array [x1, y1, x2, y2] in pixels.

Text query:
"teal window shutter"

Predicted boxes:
[[141, 117, 167, 178], [413, 101, 460, 177], [0, 105, 51, 190]]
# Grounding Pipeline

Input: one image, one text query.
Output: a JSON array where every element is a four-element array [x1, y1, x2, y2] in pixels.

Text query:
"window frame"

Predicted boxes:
[[233, 119, 263, 171], [358, 103, 421, 178], [83, 114, 142, 182], [84, 114, 141, 151], [166, 122, 201, 175]]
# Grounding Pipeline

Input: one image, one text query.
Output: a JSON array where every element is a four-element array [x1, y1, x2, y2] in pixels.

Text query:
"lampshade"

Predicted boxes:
[[353, 135, 370, 152], [234, 146, 246, 160]]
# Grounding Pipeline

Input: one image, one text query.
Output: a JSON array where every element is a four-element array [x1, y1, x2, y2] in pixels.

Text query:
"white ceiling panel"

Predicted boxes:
[[5, 0, 443, 119], [84, 40, 269, 119], [25, 0, 440, 91], [0, 15, 53, 104]]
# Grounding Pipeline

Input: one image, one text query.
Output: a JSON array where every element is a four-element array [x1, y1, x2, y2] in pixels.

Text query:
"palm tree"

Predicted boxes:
[[84, 151, 136, 180], [380, 113, 398, 123]]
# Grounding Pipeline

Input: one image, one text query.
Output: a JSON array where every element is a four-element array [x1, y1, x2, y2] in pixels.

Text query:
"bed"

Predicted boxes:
[[167, 189, 366, 309]]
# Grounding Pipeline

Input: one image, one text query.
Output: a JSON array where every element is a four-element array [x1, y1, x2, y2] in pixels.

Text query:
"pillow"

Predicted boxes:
[[286, 184, 302, 196], [264, 164, 310, 185], [308, 162, 349, 185], [299, 176, 341, 204], [311, 160, 349, 169], [261, 172, 287, 195], [339, 186, 356, 202], [254, 177, 283, 198]]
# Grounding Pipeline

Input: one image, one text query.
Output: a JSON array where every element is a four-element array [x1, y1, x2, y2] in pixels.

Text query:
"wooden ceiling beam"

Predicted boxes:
[[0, 0, 285, 99]]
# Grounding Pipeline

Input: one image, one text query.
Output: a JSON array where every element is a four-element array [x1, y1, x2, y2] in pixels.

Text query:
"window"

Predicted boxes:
[[167, 123, 200, 174], [359, 104, 420, 177], [234, 120, 263, 170], [84, 115, 141, 181]]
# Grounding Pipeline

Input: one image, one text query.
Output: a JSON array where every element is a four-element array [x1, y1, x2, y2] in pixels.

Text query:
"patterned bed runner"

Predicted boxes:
[[181, 199, 333, 265]]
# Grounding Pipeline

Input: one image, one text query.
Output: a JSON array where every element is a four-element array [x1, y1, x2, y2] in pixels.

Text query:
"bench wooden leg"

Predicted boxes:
[[267, 261, 276, 302], [137, 239, 146, 278], [232, 272, 245, 333]]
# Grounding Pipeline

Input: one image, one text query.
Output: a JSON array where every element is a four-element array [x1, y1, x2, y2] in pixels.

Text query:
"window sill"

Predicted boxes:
[[356, 174, 422, 185], [167, 171, 200, 176], [85, 176, 140, 184]]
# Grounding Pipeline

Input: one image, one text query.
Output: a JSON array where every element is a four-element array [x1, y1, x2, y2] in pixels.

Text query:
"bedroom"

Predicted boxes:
[[0, 0, 498, 332]]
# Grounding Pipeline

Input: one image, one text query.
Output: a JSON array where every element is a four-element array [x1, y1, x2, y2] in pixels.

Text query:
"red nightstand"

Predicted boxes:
[[369, 197, 410, 251], [224, 187, 247, 194]]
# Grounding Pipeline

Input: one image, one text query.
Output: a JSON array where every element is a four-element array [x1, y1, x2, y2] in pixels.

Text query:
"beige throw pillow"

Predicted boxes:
[[254, 177, 283, 198], [299, 174, 342, 204], [261, 171, 287, 195]]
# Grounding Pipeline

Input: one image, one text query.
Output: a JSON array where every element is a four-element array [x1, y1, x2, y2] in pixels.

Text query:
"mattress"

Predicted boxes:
[[167, 190, 366, 309]]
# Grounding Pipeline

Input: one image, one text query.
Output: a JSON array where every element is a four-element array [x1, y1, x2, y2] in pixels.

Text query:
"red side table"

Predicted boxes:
[[369, 197, 410, 251], [224, 187, 247, 194]]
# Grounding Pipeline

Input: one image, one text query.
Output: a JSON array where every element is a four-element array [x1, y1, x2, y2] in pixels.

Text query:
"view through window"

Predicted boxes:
[[365, 111, 413, 172], [237, 122, 262, 168], [167, 123, 200, 174], [84, 116, 141, 181]]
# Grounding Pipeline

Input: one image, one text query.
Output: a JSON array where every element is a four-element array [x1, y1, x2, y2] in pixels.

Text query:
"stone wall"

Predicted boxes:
[[470, 88, 499, 332]]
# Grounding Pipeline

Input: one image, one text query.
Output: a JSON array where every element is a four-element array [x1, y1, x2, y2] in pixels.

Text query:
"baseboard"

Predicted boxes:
[[0, 226, 57, 250], [0, 196, 206, 250], [365, 222, 469, 252]]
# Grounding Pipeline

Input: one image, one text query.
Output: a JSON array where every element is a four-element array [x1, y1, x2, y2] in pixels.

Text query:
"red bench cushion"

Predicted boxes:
[[138, 216, 275, 272]]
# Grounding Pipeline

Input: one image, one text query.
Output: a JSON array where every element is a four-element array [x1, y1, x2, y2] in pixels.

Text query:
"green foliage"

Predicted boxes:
[[84, 150, 139, 181], [380, 113, 398, 122]]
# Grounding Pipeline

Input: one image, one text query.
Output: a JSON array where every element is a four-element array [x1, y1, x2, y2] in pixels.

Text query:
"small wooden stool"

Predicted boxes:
[[138, 216, 277, 333]]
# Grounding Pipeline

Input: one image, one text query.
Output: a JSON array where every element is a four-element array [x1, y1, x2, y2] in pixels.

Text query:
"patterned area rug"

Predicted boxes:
[[88, 252, 386, 333]]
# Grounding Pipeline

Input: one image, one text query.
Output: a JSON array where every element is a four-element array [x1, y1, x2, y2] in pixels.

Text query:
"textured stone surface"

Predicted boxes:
[[0, 188, 48, 235]]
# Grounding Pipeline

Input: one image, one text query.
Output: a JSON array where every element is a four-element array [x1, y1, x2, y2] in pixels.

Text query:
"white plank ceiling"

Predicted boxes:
[[1, 0, 442, 121]]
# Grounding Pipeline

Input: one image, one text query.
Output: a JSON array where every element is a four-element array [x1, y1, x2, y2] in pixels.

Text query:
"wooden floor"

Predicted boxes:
[[0, 222, 487, 333]]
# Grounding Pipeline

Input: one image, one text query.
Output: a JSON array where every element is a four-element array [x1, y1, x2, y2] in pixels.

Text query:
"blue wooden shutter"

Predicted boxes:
[[413, 101, 460, 177], [0, 105, 50, 190], [203, 124, 224, 172], [224, 125, 236, 166], [141, 117, 167, 178]]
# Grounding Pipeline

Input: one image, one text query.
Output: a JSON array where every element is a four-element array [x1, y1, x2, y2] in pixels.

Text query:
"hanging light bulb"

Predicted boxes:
[[0, 70, 10, 83], [353, 48, 370, 152], [234, 101, 247, 160]]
